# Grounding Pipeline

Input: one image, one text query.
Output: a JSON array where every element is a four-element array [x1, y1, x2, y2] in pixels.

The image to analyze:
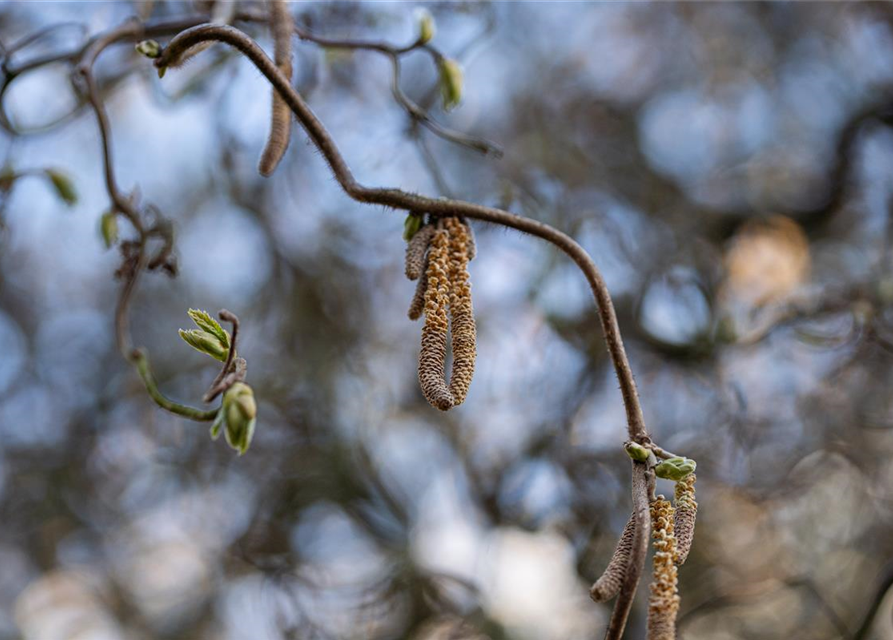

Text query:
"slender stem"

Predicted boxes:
[[132, 349, 219, 421], [604, 462, 653, 640], [154, 24, 648, 442]]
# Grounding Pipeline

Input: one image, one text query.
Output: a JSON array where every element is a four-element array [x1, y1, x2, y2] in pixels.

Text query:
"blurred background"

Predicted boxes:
[[1, 2, 893, 639]]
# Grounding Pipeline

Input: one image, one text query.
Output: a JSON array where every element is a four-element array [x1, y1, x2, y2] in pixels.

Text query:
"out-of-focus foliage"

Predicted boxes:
[[2, 2, 893, 639]]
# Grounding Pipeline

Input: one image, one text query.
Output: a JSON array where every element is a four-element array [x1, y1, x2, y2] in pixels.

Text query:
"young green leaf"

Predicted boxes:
[[45, 169, 77, 206], [187, 309, 230, 348], [439, 59, 463, 111]]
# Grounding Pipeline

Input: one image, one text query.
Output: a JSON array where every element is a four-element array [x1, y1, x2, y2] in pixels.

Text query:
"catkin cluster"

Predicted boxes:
[[647, 497, 680, 640], [673, 473, 697, 566], [406, 217, 476, 411]]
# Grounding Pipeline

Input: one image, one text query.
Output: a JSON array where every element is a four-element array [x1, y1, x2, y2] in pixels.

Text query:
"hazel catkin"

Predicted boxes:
[[673, 473, 697, 566], [405, 223, 435, 281], [418, 226, 453, 411], [445, 217, 476, 405], [647, 497, 680, 640], [590, 512, 636, 603], [258, 0, 293, 176]]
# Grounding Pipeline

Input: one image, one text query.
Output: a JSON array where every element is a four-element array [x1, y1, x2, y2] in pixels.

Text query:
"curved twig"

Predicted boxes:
[[153, 24, 648, 445]]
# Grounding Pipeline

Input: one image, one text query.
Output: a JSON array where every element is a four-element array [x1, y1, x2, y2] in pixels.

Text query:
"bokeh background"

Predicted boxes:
[[1, 2, 893, 639]]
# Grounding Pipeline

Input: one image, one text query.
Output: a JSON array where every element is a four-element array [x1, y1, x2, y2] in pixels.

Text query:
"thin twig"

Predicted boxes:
[[153, 24, 649, 444]]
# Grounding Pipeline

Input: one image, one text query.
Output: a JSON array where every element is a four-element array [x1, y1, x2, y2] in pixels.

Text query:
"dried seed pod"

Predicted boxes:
[[418, 226, 453, 411], [673, 473, 697, 566], [647, 497, 680, 640], [258, 0, 294, 176], [445, 217, 476, 405], [590, 512, 636, 603], [405, 223, 435, 281]]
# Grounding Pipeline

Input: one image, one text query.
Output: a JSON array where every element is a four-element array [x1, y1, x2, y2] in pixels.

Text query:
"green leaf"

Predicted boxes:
[[187, 309, 229, 348], [45, 169, 77, 206], [438, 58, 463, 111], [178, 328, 228, 362], [100, 211, 118, 249], [654, 456, 697, 481], [210, 407, 225, 440], [403, 213, 423, 241], [624, 441, 650, 462]]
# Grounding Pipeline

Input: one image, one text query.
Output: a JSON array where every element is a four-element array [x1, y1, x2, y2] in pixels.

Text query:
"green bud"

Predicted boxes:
[[100, 211, 118, 249], [438, 58, 463, 111], [222, 382, 257, 455], [624, 441, 650, 462], [403, 213, 424, 241], [654, 456, 697, 481], [178, 328, 228, 362], [187, 309, 230, 348], [135, 40, 162, 59], [157, 66, 166, 79], [416, 8, 436, 44], [45, 169, 77, 206]]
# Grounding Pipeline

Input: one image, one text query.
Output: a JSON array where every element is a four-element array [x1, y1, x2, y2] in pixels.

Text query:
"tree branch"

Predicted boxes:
[[153, 24, 649, 443]]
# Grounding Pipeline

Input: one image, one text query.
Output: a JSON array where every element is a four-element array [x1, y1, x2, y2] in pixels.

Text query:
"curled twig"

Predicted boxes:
[[203, 309, 246, 402], [258, 0, 293, 176]]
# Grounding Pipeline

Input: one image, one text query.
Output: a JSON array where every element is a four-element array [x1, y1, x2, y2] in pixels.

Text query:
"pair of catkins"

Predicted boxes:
[[591, 471, 698, 640], [405, 215, 476, 411]]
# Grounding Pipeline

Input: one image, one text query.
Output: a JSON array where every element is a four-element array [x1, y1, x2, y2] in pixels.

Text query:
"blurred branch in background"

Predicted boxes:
[[2, 2, 893, 640]]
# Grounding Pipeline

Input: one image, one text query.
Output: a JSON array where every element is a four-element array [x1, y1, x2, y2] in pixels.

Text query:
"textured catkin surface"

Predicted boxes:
[[647, 497, 680, 640], [674, 473, 697, 566], [445, 217, 476, 405], [405, 224, 435, 281], [590, 511, 636, 603], [407, 267, 428, 321], [258, 0, 293, 176], [419, 227, 453, 411]]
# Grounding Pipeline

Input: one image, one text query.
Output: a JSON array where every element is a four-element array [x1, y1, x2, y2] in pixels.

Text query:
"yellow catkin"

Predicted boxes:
[[647, 497, 680, 640], [418, 226, 453, 411], [258, 0, 294, 176], [445, 217, 476, 405], [590, 512, 636, 603], [405, 224, 435, 281], [673, 473, 697, 566]]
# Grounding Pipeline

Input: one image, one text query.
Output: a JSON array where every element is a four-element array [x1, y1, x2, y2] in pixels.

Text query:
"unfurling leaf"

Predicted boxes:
[[179, 328, 228, 362], [438, 58, 463, 111], [403, 212, 424, 242], [186, 308, 230, 348], [45, 169, 77, 206], [654, 456, 697, 481], [100, 211, 118, 249]]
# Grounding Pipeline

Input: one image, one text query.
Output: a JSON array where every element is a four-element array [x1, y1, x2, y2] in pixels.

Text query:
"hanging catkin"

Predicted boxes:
[[418, 225, 454, 411], [408, 267, 428, 321], [590, 512, 636, 603], [405, 224, 435, 281], [445, 217, 476, 405], [646, 497, 680, 640], [258, 0, 293, 176], [673, 473, 697, 566]]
